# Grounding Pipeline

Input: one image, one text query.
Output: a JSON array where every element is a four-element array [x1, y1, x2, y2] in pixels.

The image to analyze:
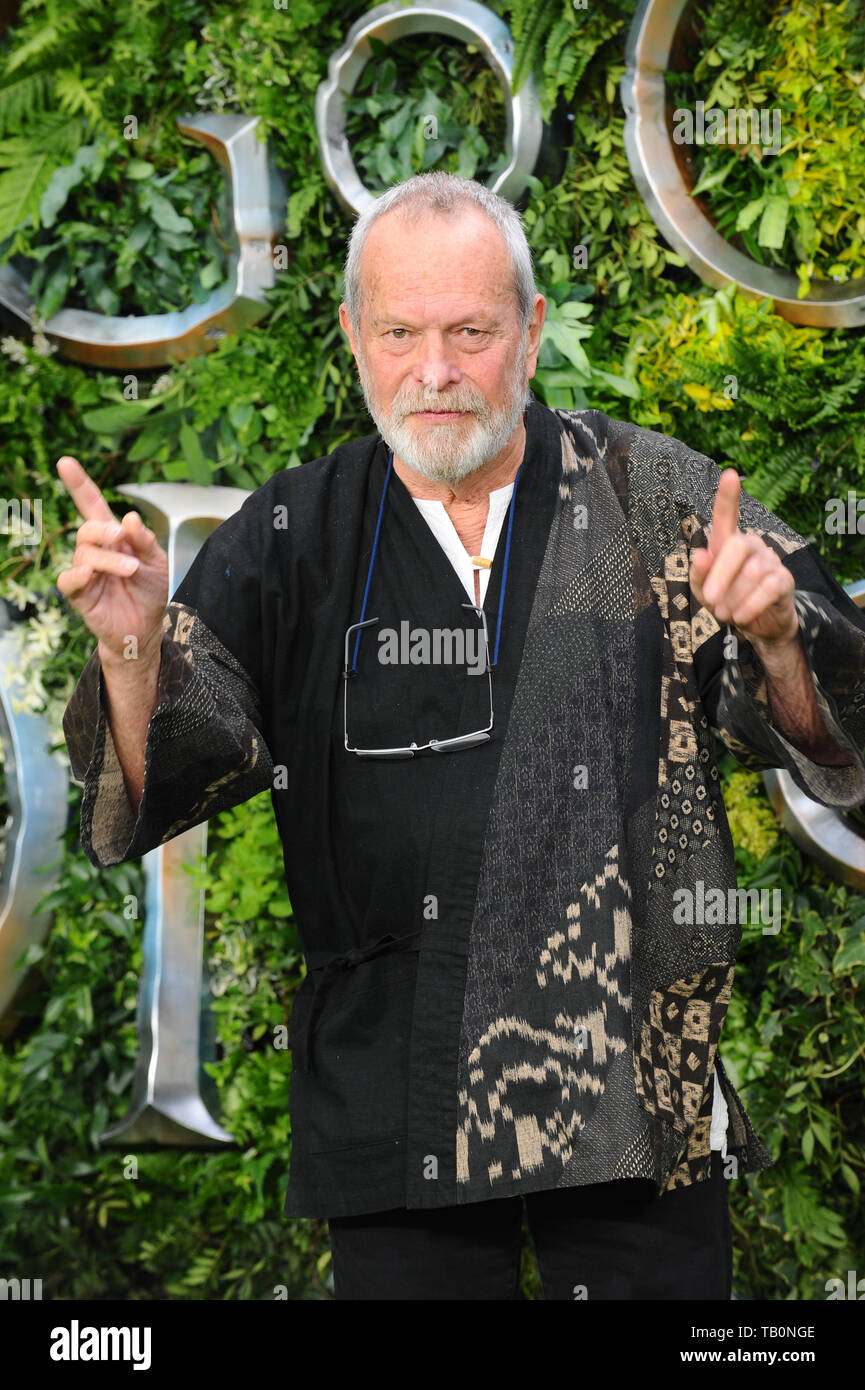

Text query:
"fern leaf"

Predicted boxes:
[[511, 0, 558, 95], [0, 70, 51, 137], [0, 115, 81, 238], [743, 439, 812, 512], [3, 24, 61, 77], [54, 70, 103, 125], [543, 14, 615, 105], [0, 151, 54, 239]]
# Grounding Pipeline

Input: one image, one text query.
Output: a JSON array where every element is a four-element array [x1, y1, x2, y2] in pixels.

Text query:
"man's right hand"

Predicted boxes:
[[56, 456, 169, 667]]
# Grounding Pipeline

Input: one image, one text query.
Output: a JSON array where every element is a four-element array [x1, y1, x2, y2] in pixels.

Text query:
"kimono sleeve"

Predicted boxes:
[[670, 444, 865, 811], [62, 489, 276, 868]]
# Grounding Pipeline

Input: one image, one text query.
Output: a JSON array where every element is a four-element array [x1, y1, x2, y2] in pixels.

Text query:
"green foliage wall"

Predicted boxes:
[[1, 0, 864, 1300]]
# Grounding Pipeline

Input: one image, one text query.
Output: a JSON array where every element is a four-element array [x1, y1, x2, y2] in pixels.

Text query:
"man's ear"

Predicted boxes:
[[338, 303, 357, 357], [526, 294, 547, 378]]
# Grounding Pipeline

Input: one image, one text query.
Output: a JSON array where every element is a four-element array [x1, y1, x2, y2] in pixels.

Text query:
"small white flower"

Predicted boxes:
[[32, 331, 58, 357], [1, 336, 29, 365], [4, 578, 36, 611]]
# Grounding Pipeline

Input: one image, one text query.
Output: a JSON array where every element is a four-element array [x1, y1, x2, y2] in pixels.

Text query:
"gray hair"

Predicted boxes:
[[342, 172, 538, 336]]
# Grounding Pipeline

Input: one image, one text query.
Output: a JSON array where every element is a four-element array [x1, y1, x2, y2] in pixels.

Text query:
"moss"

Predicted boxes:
[[723, 767, 782, 860]]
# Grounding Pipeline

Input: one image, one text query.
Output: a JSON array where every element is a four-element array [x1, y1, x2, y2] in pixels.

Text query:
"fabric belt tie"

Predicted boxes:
[[303, 930, 422, 1074]]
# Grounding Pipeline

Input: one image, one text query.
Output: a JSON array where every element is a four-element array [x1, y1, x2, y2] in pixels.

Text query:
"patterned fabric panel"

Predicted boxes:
[[633, 964, 735, 1136], [62, 601, 274, 866], [456, 843, 641, 1190]]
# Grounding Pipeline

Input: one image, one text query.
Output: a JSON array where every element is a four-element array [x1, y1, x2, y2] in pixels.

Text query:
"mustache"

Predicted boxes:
[[354, 357, 497, 419], [394, 397, 486, 417]]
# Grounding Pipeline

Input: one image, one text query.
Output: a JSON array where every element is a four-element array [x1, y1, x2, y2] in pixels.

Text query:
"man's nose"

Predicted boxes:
[[414, 338, 461, 394]]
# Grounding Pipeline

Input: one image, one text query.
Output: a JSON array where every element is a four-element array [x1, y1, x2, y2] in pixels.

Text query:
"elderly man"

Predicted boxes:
[[59, 171, 865, 1301]]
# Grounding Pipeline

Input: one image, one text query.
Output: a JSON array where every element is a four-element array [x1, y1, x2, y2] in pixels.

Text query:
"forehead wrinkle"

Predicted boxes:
[[370, 304, 502, 330], [358, 209, 515, 328], [365, 277, 513, 332]]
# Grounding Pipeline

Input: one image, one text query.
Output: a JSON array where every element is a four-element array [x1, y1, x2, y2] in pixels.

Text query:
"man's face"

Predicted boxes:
[[339, 208, 545, 486]]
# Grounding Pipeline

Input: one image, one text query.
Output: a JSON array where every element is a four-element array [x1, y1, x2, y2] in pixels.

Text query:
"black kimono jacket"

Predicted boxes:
[[62, 393, 865, 1219]]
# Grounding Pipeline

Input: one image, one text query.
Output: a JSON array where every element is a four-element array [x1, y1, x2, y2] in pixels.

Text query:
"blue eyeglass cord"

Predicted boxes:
[[350, 446, 522, 674]]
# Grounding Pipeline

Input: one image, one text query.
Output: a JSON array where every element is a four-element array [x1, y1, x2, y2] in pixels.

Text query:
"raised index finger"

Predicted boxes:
[[709, 467, 741, 556], [56, 456, 116, 525]]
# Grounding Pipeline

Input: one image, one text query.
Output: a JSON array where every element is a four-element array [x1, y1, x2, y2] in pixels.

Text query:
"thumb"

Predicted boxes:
[[119, 511, 160, 557]]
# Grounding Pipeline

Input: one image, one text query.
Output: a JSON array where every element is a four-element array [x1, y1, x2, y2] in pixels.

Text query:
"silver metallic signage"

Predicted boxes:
[[95, 482, 251, 1147], [0, 611, 68, 1025], [315, 0, 543, 215], [5, 0, 861, 369], [621, 0, 865, 328], [0, 114, 287, 369], [762, 582, 865, 887]]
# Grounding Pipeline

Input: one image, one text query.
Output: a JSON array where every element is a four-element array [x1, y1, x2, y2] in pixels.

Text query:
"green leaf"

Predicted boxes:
[[691, 160, 737, 198], [4, 23, 59, 76], [811, 1120, 833, 1155], [0, 151, 55, 239], [557, 301, 594, 322], [591, 367, 640, 398], [18, 942, 46, 967], [140, 188, 193, 234], [758, 196, 789, 250], [380, 104, 413, 145], [81, 400, 156, 434], [124, 219, 153, 256], [94, 282, 119, 315], [162, 460, 191, 480], [126, 159, 155, 180], [735, 197, 766, 233], [834, 933, 865, 972], [75, 984, 93, 1028], [179, 422, 211, 485], [199, 259, 221, 290], [542, 320, 592, 370], [39, 144, 105, 227], [126, 407, 185, 462]]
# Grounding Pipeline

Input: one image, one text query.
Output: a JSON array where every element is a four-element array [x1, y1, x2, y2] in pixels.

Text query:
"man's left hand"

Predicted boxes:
[[689, 468, 799, 647]]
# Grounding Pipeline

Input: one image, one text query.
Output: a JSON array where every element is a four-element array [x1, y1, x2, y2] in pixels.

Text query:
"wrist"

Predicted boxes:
[[742, 612, 800, 660], [98, 634, 163, 677]]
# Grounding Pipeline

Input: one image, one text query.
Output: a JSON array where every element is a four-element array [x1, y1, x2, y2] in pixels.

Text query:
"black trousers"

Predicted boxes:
[[327, 1152, 732, 1300]]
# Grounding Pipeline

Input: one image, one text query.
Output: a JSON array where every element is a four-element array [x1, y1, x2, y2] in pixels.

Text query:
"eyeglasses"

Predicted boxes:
[[341, 444, 522, 759], [343, 603, 494, 759]]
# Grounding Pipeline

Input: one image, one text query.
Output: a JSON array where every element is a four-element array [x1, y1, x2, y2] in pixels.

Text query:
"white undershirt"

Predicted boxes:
[[411, 482, 515, 607], [411, 486, 730, 1158]]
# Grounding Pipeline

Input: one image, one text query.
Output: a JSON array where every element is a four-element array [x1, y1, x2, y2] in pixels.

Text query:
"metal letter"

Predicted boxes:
[[0, 609, 68, 1028], [621, 1, 865, 328], [98, 482, 250, 1146], [0, 115, 287, 368], [316, 0, 542, 215], [761, 581, 865, 887]]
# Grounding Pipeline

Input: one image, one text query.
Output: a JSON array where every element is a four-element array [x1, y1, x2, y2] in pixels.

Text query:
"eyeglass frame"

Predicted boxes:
[[343, 602, 494, 759]]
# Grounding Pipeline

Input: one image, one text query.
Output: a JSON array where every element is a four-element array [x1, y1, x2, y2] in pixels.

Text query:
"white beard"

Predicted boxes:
[[355, 334, 532, 487]]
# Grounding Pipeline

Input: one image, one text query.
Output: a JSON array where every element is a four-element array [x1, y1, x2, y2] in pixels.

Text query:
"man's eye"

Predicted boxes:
[[386, 327, 484, 340]]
